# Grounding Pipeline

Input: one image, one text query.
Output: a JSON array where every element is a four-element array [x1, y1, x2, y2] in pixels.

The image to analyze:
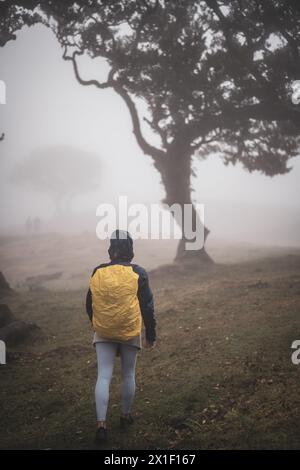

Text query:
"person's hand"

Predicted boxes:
[[145, 339, 156, 350]]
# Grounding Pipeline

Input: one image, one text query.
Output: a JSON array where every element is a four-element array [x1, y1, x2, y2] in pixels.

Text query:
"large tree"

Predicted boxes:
[[1, 0, 300, 261]]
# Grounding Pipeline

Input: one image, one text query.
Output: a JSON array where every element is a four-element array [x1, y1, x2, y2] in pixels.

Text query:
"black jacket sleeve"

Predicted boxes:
[[86, 288, 93, 322], [134, 265, 156, 343], [86, 266, 99, 322]]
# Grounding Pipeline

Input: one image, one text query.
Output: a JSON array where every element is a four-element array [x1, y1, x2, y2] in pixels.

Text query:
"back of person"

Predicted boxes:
[[86, 230, 157, 445]]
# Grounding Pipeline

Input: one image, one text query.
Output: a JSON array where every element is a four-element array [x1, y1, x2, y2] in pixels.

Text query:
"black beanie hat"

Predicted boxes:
[[108, 229, 134, 262]]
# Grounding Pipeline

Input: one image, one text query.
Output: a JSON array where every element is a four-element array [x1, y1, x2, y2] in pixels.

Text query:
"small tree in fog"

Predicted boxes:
[[11, 146, 101, 215]]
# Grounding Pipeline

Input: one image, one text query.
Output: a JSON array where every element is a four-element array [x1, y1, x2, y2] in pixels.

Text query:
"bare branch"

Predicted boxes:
[[62, 46, 165, 163], [112, 83, 165, 163], [62, 48, 113, 89]]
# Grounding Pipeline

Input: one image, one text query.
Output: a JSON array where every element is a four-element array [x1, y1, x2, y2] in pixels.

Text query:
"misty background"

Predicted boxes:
[[0, 24, 300, 247]]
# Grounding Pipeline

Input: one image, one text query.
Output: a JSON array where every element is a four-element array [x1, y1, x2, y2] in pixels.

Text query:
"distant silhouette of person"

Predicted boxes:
[[25, 216, 32, 234], [33, 216, 41, 234]]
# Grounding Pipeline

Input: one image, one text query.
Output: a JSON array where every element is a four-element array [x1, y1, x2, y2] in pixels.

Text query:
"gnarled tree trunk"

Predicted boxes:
[[161, 141, 213, 264]]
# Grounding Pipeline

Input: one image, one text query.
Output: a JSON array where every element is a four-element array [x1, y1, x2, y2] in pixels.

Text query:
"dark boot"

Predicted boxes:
[[95, 426, 108, 445], [120, 414, 134, 431]]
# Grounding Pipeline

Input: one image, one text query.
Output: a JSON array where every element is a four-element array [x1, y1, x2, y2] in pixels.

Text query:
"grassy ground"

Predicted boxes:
[[1, 242, 300, 449]]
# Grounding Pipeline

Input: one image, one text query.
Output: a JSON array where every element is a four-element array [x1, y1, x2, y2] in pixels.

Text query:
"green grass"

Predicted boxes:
[[1, 253, 300, 449]]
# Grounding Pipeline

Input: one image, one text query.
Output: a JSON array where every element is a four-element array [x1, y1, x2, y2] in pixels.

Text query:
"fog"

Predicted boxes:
[[0, 25, 299, 247]]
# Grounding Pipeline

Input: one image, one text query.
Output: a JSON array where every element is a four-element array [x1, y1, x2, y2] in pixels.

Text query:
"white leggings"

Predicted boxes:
[[95, 342, 138, 421]]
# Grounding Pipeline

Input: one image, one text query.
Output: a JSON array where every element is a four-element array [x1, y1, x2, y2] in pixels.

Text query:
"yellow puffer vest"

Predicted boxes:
[[89, 264, 142, 341]]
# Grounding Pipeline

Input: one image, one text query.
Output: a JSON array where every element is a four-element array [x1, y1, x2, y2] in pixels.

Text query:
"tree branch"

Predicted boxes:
[[204, 0, 276, 94], [185, 101, 300, 144], [143, 116, 168, 148], [62, 48, 114, 89], [191, 134, 217, 151], [112, 83, 165, 163], [62, 47, 165, 164], [130, 0, 160, 50]]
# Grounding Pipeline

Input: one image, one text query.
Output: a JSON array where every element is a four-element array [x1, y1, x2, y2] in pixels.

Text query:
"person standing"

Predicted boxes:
[[86, 230, 156, 445]]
